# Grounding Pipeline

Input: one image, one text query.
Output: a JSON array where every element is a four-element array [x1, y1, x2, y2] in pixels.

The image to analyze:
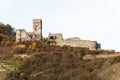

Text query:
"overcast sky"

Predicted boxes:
[[0, 0, 120, 51]]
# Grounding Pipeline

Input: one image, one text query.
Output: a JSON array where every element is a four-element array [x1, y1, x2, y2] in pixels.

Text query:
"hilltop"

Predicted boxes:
[[0, 22, 120, 80]]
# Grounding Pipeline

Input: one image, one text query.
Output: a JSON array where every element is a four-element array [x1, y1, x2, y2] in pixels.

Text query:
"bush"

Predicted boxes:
[[42, 38, 50, 45], [13, 45, 27, 54], [5, 45, 113, 80]]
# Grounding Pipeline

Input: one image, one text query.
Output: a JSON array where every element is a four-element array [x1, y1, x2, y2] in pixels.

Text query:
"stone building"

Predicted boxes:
[[48, 33, 101, 50], [16, 19, 42, 42], [16, 18, 101, 50]]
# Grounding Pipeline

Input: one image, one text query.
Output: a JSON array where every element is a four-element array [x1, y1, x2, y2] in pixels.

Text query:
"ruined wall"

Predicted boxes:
[[48, 33, 101, 50], [16, 30, 21, 42], [16, 29, 30, 42], [48, 33, 63, 42], [16, 19, 42, 42], [57, 40, 99, 50], [16, 19, 101, 50]]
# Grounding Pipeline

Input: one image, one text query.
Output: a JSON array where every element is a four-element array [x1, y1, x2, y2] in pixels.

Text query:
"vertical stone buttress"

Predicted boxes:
[[33, 19, 42, 41]]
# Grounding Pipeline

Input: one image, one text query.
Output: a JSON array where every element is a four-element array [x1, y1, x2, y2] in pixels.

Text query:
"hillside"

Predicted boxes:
[[0, 23, 120, 80], [2, 42, 120, 80], [97, 62, 120, 80]]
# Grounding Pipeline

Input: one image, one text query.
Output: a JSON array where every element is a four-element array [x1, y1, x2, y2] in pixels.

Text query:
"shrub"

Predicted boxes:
[[13, 45, 27, 54], [5, 45, 109, 80], [42, 38, 50, 45]]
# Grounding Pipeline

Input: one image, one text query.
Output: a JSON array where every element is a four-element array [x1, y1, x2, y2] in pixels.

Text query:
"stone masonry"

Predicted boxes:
[[16, 19, 42, 42], [48, 33, 101, 50], [16, 18, 101, 50]]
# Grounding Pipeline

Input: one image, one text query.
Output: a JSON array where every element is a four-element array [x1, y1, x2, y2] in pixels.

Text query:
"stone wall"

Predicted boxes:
[[16, 29, 30, 42], [48, 33, 63, 42], [16, 19, 101, 50], [48, 33, 101, 50], [57, 40, 99, 50], [16, 19, 42, 42]]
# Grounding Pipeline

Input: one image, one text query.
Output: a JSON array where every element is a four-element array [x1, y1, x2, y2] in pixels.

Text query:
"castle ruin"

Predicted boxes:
[[16, 18, 101, 50], [16, 19, 42, 42], [48, 33, 101, 50]]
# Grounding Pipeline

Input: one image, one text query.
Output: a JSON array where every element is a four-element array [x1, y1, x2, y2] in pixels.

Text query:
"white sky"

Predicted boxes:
[[0, 0, 120, 51]]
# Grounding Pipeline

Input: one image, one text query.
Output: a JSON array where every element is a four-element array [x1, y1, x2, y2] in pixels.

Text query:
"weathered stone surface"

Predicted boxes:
[[48, 33, 101, 50], [16, 18, 101, 50], [16, 19, 42, 42]]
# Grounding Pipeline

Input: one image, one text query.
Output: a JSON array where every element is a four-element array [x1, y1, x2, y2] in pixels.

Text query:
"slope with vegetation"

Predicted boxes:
[[4, 42, 120, 80], [0, 22, 120, 80], [0, 23, 15, 46]]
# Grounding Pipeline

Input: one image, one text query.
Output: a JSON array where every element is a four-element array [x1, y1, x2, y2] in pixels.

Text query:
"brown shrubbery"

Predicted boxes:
[[0, 38, 117, 80], [5, 44, 120, 80], [0, 23, 119, 80]]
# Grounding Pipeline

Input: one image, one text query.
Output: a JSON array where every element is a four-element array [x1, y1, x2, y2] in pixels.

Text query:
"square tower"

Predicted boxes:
[[33, 19, 42, 41]]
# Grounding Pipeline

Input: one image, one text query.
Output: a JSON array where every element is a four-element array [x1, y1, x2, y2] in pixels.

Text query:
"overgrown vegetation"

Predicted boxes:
[[0, 23, 15, 46], [0, 23, 120, 80], [4, 44, 120, 80]]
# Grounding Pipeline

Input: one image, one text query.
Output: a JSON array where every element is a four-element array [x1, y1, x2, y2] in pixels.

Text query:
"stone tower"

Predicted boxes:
[[33, 19, 42, 41]]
